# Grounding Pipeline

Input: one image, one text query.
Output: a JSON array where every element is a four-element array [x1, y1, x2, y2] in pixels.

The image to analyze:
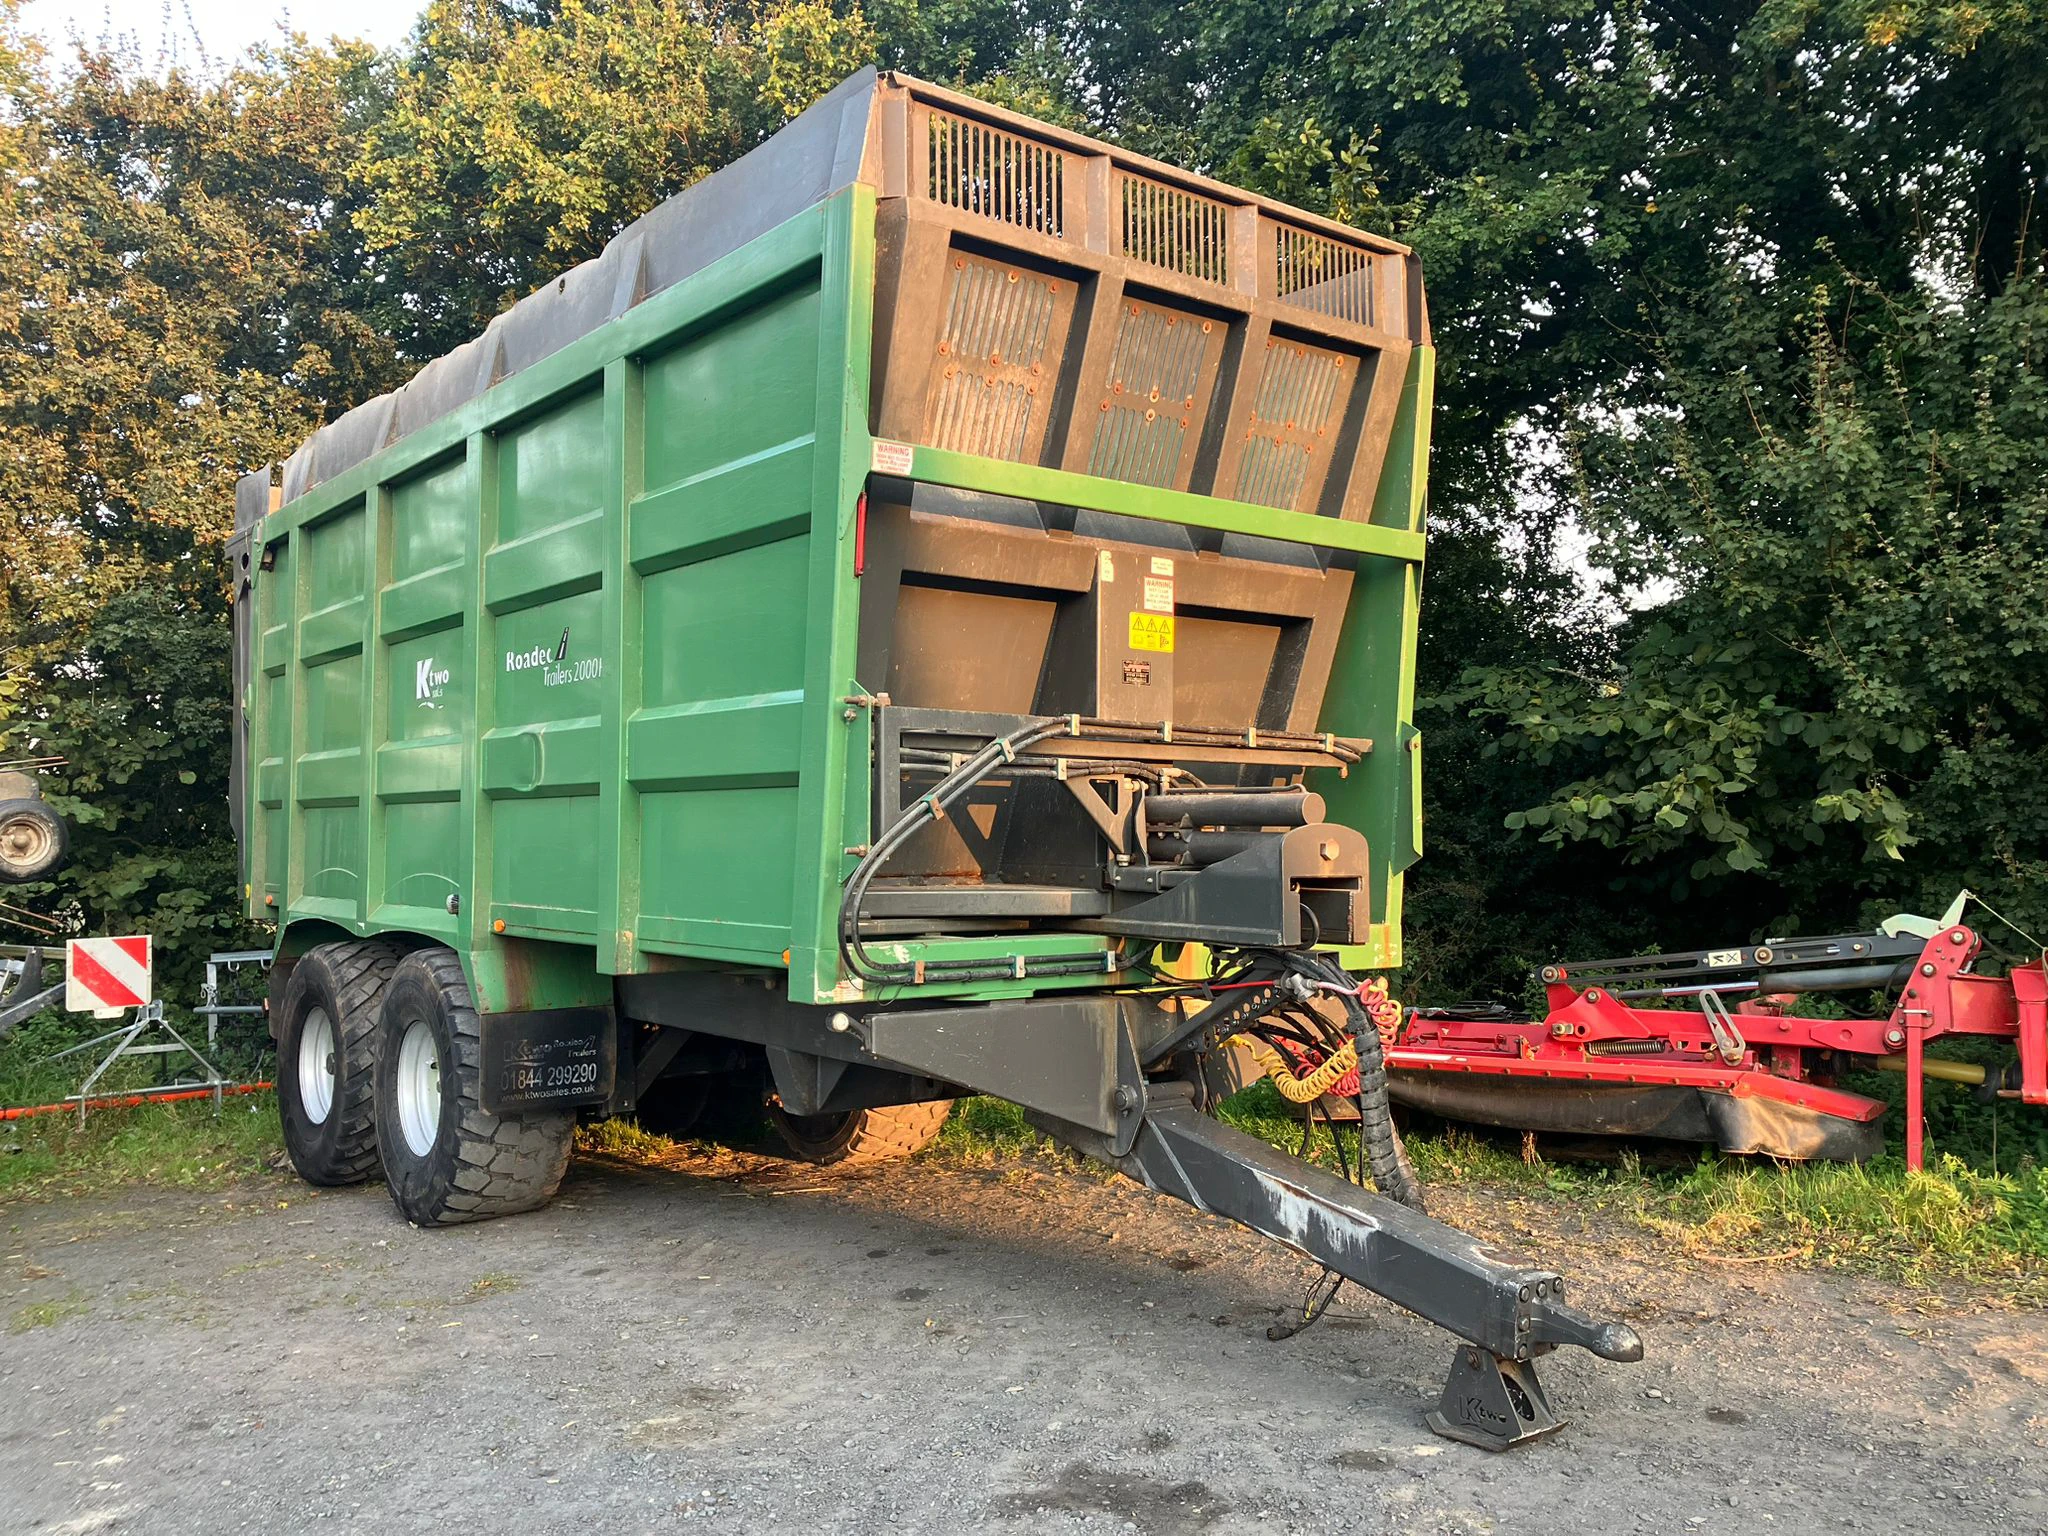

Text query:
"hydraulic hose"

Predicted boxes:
[[839, 714, 1361, 987], [1234, 1034, 1363, 1103], [839, 716, 1120, 986], [1274, 952, 1427, 1214]]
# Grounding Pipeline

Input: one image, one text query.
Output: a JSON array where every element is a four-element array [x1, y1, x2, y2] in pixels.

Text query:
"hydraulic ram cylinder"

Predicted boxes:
[[1143, 788, 1326, 828]]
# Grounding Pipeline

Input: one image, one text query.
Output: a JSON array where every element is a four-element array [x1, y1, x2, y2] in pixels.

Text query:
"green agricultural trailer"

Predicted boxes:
[[227, 70, 1640, 1448]]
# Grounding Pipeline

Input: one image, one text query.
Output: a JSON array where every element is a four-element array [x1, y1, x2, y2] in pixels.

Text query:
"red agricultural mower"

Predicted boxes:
[[1382, 900, 2047, 1171]]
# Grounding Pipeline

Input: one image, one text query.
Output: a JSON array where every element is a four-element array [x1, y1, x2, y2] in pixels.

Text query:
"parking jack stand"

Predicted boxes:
[[1428, 1347, 1567, 1451]]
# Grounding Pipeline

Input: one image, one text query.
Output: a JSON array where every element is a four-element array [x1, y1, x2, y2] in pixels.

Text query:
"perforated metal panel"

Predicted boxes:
[[1118, 173, 1230, 286], [1274, 224, 1375, 329], [1233, 339, 1356, 511], [1086, 302, 1225, 488], [928, 109, 1065, 237], [922, 254, 1073, 462]]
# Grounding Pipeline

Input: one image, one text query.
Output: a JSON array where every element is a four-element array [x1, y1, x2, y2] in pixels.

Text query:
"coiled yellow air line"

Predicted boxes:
[[1230, 976, 1404, 1103]]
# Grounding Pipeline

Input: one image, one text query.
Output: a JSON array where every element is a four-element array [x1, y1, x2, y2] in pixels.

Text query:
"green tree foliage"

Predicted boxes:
[[0, 15, 397, 980], [1467, 273, 2048, 929], [0, 0, 883, 974], [353, 0, 878, 360], [1045, 0, 2048, 954]]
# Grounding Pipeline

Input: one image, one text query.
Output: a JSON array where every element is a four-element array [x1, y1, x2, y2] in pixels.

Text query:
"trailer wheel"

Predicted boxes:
[[0, 799, 66, 884], [373, 948, 573, 1225], [768, 1100, 953, 1166], [276, 939, 406, 1186]]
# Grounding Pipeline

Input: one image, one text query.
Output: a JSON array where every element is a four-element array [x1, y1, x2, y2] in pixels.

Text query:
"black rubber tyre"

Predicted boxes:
[[373, 948, 573, 1225], [0, 799, 66, 884], [276, 940, 406, 1187], [767, 1100, 954, 1166]]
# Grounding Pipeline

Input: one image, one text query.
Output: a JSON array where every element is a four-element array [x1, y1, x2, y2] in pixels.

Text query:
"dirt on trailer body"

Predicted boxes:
[[3, 1143, 2044, 1534]]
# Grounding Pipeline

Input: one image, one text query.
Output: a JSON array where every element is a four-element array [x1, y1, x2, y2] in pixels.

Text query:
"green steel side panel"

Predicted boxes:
[[370, 456, 472, 942], [1319, 345, 1434, 972], [253, 195, 866, 1010], [627, 281, 823, 968], [788, 196, 874, 1004], [249, 532, 294, 916], [290, 499, 369, 926]]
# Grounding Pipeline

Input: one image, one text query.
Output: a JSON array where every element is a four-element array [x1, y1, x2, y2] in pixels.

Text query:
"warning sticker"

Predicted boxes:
[[1142, 576, 1175, 613], [1128, 612, 1175, 653], [870, 439, 915, 476], [1150, 556, 1175, 576], [1097, 550, 1116, 583]]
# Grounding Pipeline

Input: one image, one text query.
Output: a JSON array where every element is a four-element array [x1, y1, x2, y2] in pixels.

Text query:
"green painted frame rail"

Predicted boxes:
[[900, 446, 1428, 565]]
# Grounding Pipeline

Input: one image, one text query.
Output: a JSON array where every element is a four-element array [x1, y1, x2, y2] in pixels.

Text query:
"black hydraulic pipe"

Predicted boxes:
[[1143, 787, 1325, 828], [1618, 959, 1914, 1000], [1145, 829, 1269, 866], [1753, 961, 1916, 993]]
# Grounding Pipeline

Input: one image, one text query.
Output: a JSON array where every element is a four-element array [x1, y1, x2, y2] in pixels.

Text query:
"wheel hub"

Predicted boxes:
[[0, 813, 52, 868]]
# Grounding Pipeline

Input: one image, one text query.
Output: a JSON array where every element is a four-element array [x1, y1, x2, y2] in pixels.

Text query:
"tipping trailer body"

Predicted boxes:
[[229, 71, 1639, 1447], [228, 69, 1428, 1012]]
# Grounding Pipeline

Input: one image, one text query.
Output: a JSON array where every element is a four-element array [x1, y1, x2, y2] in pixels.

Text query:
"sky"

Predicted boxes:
[[22, 0, 427, 65]]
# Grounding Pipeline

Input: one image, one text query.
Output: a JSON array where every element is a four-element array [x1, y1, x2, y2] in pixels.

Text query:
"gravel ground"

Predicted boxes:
[[3, 1137, 2045, 1534]]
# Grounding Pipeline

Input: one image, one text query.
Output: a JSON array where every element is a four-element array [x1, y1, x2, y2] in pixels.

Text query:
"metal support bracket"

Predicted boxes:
[[196, 949, 272, 1052], [1059, 772, 1135, 855], [1697, 988, 1745, 1066], [43, 1000, 227, 1121], [1427, 1346, 1568, 1451], [865, 995, 1148, 1155]]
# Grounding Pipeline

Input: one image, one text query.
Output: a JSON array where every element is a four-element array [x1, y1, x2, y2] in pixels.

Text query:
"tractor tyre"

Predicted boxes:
[[276, 939, 407, 1187], [768, 1100, 954, 1167], [373, 947, 573, 1225]]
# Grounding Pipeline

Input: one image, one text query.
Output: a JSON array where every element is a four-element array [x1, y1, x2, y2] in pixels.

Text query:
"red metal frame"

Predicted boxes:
[[1389, 926, 2047, 1170]]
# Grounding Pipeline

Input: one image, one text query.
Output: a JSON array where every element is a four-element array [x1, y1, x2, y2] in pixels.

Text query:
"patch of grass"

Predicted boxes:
[[934, 1096, 1040, 1161], [11, 1292, 89, 1332], [577, 1117, 678, 1159], [1633, 1153, 2048, 1289], [0, 1095, 284, 1201]]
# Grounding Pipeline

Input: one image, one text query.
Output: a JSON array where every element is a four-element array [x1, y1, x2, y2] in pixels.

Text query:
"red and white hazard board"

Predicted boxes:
[[66, 936, 152, 1018]]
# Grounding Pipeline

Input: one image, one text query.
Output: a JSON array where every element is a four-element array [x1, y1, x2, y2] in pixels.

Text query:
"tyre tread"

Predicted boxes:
[[379, 948, 572, 1225], [774, 1100, 953, 1167], [281, 938, 407, 1187]]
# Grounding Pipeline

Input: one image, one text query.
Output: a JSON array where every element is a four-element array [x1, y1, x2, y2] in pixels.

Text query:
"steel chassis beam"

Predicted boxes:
[[1039, 1084, 1643, 1450]]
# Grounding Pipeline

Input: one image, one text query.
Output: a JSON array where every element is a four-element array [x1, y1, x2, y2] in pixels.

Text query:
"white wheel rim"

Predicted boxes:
[[0, 811, 54, 871], [395, 1018, 442, 1159], [297, 1007, 336, 1125]]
